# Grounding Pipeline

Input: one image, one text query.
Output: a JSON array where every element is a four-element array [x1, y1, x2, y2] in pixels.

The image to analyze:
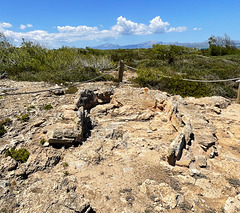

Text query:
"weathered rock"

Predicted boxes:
[[210, 145, 218, 158], [32, 119, 46, 127], [190, 168, 201, 177], [50, 89, 65, 96], [47, 122, 83, 146], [176, 149, 192, 167], [167, 124, 193, 166], [167, 133, 185, 166], [195, 156, 207, 168], [183, 122, 193, 146], [140, 179, 180, 209], [185, 96, 231, 109], [7, 175, 94, 213], [15, 149, 62, 178], [1, 79, 240, 213], [76, 90, 98, 110], [165, 99, 183, 129], [0, 156, 18, 172], [48, 138, 75, 145], [224, 194, 240, 213], [0, 180, 10, 188], [196, 131, 217, 150]]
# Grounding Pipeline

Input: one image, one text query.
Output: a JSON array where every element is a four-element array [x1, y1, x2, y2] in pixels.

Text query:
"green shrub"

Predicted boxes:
[[1, 31, 240, 98], [0, 118, 12, 126], [64, 171, 69, 176], [0, 118, 12, 137], [5, 147, 30, 163], [63, 162, 69, 168], [65, 86, 78, 94], [27, 105, 35, 111], [40, 139, 45, 145], [134, 67, 212, 97], [43, 104, 53, 110], [0, 124, 7, 137], [18, 114, 30, 122]]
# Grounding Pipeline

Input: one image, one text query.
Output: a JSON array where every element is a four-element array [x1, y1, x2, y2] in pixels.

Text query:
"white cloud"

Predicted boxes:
[[20, 24, 26, 30], [193, 27, 202, 31], [0, 22, 12, 28], [111, 16, 148, 35], [0, 17, 187, 47], [168, 26, 188, 32], [20, 24, 33, 30], [111, 16, 170, 35], [149, 16, 169, 33]]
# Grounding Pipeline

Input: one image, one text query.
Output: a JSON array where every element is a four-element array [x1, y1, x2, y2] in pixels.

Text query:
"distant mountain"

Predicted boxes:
[[92, 40, 240, 50], [92, 41, 160, 50]]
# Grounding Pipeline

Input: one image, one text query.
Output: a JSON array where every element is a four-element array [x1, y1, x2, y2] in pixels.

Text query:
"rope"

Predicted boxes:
[[1, 62, 239, 96], [0, 66, 118, 96], [161, 75, 240, 83], [124, 64, 240, 83], [181, 77, 240, 83], [102, 66, 119, 74], [125, 64, 138, 71]]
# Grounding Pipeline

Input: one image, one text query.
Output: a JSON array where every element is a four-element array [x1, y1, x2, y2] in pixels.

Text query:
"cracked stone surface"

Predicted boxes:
[[0, 78, 240, 212]]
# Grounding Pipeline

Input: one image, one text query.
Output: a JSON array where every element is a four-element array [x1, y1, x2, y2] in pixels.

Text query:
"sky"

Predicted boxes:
[[0, 0, 240, 48]]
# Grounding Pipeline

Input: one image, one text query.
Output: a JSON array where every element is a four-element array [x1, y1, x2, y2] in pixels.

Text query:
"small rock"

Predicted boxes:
[[43, 142, 49, 147], [0, 180, 10, 188], [195, 156, 207, 168], [53, 129, 63, 139], [167, 133, 185, 166], [209, 146, 218, 158], [32, 119, 46, 127], [51, 89, 65, 96], [190, 168, 201, 177]]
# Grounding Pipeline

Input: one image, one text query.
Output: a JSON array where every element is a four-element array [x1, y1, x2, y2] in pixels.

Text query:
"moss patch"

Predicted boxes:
[[5, 148, 30, 163], [43, 104, 53, 110], [65, 86, 78, 94]]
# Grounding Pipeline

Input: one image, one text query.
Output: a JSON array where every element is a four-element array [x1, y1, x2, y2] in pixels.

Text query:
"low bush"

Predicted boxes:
[[65, 86, 78, 94], [5, 147, 30, 163], [43, 104, 53, 110], [27, 105, 35, 111], [0, 118, 12, 137], [1, 32, 240, 98], [17, 114, 30, 122], [0, 118, 12, 126], [40, 139, 45, 145], [0, 124, 7, 137]]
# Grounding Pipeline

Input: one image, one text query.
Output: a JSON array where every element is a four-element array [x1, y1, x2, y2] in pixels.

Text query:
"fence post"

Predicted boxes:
[[118, 60, 124, 82], [237, 80, 240, 104]]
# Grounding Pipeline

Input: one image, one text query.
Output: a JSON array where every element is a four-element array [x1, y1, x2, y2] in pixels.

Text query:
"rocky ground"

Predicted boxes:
[[0, 76, 240, 213]]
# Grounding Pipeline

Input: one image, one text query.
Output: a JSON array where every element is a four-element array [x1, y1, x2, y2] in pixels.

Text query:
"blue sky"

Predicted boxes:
[[0, 0, 239, 48]]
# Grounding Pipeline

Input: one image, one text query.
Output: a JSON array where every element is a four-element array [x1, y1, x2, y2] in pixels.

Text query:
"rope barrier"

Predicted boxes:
[[125, 64, 138, 71], [124, 64, 240, 83], [1, 62, 240, 96], [181, 77, 240, 83], [0, 66, 118, 96], [160, 75, 240, 83]]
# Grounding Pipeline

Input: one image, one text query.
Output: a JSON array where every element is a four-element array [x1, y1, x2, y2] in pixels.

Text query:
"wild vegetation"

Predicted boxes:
[[5, 147, 30, 163], [1, 32, 240, 98]]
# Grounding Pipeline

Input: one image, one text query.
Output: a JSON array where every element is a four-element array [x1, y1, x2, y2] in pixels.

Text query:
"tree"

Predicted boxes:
[[0, 32, 12, 49], [208, 34, 236, 56]]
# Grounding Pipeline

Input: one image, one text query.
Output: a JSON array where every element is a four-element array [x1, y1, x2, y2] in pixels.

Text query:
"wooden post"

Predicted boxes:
[[118, 60, 124, 82], [237, 80, 240, 104]]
